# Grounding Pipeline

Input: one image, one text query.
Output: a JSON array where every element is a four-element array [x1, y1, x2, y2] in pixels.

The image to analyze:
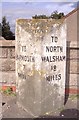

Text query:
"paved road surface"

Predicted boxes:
[[1, 93, 79, 119]]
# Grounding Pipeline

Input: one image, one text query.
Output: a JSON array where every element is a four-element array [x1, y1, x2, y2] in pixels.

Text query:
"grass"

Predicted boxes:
[[69, 94, 79, 100]]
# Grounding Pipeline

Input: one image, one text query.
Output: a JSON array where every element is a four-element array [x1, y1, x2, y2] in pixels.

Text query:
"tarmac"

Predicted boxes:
[[1, 93, 79, 119]]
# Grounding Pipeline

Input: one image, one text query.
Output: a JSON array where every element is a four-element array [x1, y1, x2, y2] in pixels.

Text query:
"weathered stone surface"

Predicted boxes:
[[0, 39, 15, 46], [0, 40, 15, 85], [69, 74, 78, 86], [0, 71, 16, 84], [0, 48, 15, 58], [70, 49, 79, 59], [70, 60, 79, 74], [0, 59, 15, 71], [16, 19, 66, 117], [0, 48, 8, 58], [7, 48, 15, 58]]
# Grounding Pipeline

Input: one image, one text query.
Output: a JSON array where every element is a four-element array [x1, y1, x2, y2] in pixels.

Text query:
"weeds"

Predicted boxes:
[[0, 87, 16, 96]]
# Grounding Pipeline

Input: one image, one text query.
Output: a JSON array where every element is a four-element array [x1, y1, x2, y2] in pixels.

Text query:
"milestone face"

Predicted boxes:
[[16, 19, 66, 117]]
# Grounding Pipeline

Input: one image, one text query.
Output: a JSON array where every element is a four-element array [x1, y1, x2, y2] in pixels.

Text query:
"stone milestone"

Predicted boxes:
[[16, 19, 66, 118]]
